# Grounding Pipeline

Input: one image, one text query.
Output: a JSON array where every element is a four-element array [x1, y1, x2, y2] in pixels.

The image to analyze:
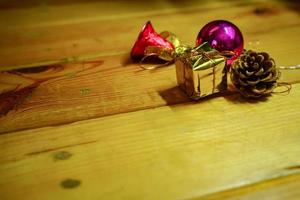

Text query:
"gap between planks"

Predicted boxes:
[[188, 172, 300, 200]]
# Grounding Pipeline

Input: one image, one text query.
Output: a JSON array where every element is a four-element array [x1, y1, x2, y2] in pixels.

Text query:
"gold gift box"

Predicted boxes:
[[175, 53, 227, 100]]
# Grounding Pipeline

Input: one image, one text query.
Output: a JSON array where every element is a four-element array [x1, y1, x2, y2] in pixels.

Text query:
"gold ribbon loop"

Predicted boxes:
[[139, 53, 173, 70], [139, 31, 180, 70], [160, 31, 180, 48], [144, 46, 174, 61]]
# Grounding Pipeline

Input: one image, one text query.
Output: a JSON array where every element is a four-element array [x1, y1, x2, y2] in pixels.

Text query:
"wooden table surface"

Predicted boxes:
[[1, 0, 300, 199]]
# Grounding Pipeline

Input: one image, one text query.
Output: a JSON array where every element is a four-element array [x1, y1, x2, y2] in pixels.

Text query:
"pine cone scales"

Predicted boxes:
[[230, 50, 279, 98]]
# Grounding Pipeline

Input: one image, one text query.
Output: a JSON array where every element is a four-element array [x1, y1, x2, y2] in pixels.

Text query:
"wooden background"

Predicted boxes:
[[0, 0, 300, 199]]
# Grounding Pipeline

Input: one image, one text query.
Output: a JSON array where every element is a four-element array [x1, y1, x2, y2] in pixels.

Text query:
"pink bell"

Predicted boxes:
[[131, 21, 175, 60]]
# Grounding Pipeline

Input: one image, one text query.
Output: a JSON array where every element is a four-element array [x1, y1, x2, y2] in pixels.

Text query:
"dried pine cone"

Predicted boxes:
[[230, 50, 279, 98]]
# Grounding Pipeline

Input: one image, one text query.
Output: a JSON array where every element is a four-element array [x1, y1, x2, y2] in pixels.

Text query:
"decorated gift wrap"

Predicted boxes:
[[175, 43, 228, 99]]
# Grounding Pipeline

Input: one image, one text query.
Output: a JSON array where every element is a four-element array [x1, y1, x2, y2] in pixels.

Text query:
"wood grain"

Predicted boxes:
[[1, 84, 300, 200], [0, 1, 300, 199], [0, 56, 189, 133]]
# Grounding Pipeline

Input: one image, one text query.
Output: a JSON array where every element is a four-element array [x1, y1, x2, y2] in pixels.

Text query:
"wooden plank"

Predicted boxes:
[[1, 53, 300, 134], [0, 1, 299, 69], [0, 0, 300, 133], [1, 84, 300, 200], [191, 173, 300, 200]]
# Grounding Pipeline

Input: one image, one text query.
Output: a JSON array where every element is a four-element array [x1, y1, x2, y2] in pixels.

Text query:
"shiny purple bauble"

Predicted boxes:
[[196, 20, 244, 65]]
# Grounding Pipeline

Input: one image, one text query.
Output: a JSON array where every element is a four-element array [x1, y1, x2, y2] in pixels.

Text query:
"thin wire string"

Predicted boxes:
[[272, 82, 292, 94], [278, 64, 300, 70], [272, 64, 299, 94]]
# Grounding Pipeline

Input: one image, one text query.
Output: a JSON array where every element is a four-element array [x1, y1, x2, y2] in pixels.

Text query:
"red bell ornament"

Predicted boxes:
[[131, 21, 175, 60]]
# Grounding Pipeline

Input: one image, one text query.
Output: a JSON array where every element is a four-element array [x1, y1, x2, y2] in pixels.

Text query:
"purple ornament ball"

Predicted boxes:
[[196, 20, 244, 64]]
